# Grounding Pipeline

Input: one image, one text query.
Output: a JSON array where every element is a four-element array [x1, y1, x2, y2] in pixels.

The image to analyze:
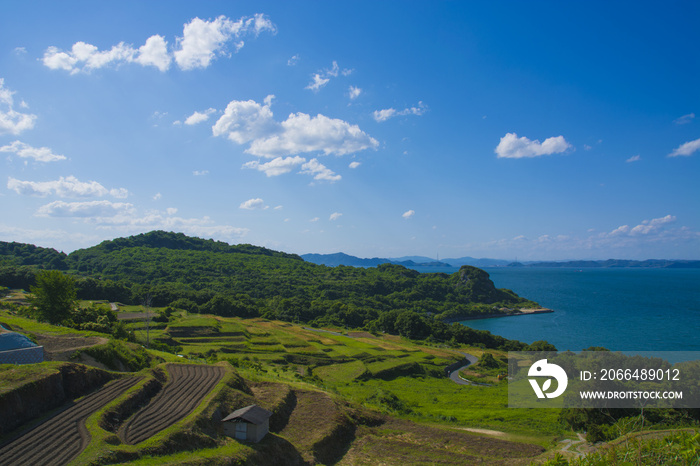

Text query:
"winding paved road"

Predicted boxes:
[[448, 353, 479, 385]]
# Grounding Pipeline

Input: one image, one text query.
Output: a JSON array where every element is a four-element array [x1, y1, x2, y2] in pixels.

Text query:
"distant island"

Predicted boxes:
[[301, 252, 511, 268], [302, 253, 700, 269], [507, 259, 700, 268]]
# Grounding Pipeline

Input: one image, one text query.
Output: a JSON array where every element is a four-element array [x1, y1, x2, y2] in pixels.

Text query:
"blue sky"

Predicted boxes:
[[1, 1, 698, 260]]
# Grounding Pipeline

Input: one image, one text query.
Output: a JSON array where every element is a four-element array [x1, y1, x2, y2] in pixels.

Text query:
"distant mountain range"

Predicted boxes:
[[300, 253, 511, 268], [301, 253, 700, 269], [508, 259, 700, 268]]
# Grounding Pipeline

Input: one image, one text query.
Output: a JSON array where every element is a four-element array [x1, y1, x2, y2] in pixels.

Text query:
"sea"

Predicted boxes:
[[410, 266, 700, 354]]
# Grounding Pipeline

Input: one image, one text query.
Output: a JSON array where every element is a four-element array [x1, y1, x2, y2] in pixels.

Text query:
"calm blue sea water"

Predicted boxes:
[[413, 266, 700, 352]]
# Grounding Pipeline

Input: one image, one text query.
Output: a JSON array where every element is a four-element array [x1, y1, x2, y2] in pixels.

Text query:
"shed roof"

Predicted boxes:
[[222, 404, 272, 424]]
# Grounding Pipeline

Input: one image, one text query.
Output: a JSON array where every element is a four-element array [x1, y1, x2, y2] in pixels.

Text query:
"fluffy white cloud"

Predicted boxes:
[[373, 102, 427, 122], [36, 200, 134, 217], [349, 161, 361, 169], [402, 210, 415, 219], [0, 141, 66, 162], [329, 212, 342, 221], [193, 170, 209, 176], [174, 14, 276, 70], [287, 55, 300, 66], [495, 132, 571, 159], [184, 108, 217, 125], [212, 97, 277, 144], [668, 138, 700, 157], [239, 198, 268, 210], [0, 80, 36, 135], [242, 156, 306, 177], [43, 41, 138, 74], [604, 215, 677, 238], [7, 176, 128, 198], [348, 86, 362, 100], [626, 155, 641, 163], [135, 35, 171, 71], [43, 14, 275, 73], [213, 97, 378, 179], [306, 61, 352, 91], [247, 112, 379, 158], [300, 159, 341, 182]]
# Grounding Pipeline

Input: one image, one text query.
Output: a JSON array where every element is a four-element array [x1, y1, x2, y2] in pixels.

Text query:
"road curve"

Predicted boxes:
[[448, 353, 479, 385]]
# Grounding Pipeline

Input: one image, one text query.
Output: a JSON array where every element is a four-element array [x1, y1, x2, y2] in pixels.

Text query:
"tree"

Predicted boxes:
[[28, 270, 77, 324]]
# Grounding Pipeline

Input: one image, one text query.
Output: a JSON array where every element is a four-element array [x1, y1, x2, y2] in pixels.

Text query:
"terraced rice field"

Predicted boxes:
[[120, 364, 225, 445], [0, 376, 141, 466]]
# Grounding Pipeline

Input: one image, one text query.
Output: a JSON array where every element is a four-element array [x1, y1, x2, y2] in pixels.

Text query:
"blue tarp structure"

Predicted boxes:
[[0, 332, 38, 351], [0, 325, 43, 364]]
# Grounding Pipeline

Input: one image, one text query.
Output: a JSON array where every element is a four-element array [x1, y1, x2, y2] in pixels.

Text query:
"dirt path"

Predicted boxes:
[[0, 376, 140, 466], [120, 364, 225, 445], [35, 333, 109, 360]]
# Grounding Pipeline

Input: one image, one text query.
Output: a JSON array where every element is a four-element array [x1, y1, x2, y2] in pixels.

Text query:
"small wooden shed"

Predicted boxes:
[[222, 404, 272, 443]]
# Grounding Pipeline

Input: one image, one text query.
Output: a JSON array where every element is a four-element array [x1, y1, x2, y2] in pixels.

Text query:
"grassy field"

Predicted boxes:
[[145, 313, 567, 443], [0, 307, 575, 464]]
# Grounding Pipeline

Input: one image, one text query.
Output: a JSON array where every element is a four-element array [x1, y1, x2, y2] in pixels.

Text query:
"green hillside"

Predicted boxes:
[[0, 231, 541, 350]]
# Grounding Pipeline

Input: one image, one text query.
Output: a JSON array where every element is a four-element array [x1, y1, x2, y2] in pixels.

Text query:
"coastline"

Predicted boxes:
[[446, 308, 553, 323]]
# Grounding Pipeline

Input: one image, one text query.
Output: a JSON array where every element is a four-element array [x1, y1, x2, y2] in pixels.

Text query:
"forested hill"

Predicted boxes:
[[0, 231, 541, 348], [0, 241, 68, 270], [72, 230, 301, 260]]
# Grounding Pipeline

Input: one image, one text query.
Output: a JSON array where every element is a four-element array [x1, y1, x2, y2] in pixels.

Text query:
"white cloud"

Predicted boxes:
[[305, 61, 352, 91], [668, 137, 700, 157], [135, 35, 171, 71], [43, 14, 275, 73], [174, 14, 276, 70], [287, 55, 300, 66], [349, 161, 361, 169], [673, 113, 695, 125], [348, 86, 362, 100], [329, 212, 342, 221], [0, 80, 37, 135], [166, 207, 178, 215], [213, 97, 378, 172], [153, 192, 162, 200], [626, 155, 641, 163], [243, 156, 306, 177], [306, 74, 330, 91], [239, 198, 268, 210], [402, 210, 415, 219], [212, 97, 277, 144], [310, 217, 319, 222], [372, 108, 397, 122], [42, 41, 138, 74], [193, 170, 209, 176], [495, 132, 572, 159], [629, 215, 676, 236], [373, 102, 427, 122], [300, 158, 341, 182], [8, 176, 129, 198], [247, 112, 379, 158], [0, 141, 66, 162], [184, 108, 217, 125], [36, 200, 134, 217]]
